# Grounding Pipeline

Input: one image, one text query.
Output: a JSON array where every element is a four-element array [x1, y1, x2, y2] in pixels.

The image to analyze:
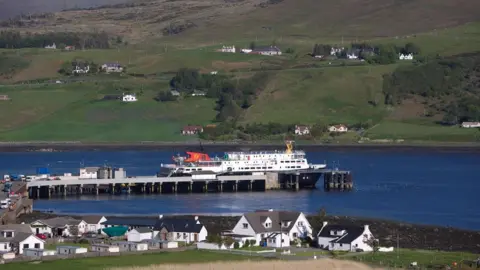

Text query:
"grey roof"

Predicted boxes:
[[0, 231, 38, 243], [36, 217, 83, 228], [0, 224, 33, 234], [317, 224, 366, 244], [132, 227, 152, 233], [154, 218, 204, 233], [82, 215, 105, 224], [243, 210, 302, 234]]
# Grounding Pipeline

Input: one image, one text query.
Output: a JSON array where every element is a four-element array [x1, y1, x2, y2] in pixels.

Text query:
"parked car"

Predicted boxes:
[[36, 233, 47, 240], [83, 232, 98, 238]]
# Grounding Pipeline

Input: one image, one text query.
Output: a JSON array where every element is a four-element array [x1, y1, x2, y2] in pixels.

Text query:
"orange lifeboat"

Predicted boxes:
[[172, 152, 211, 163]]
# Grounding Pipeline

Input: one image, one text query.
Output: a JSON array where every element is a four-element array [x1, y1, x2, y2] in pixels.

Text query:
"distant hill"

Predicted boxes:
[[1, 0, 479, 44]]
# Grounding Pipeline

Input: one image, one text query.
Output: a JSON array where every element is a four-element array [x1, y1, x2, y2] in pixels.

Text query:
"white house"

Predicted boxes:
[[295, 125, 310, 135], [328, 124, 348, 133], [0, 225, 45, 255], [399, 53, 414, 60], [101, 62, 123, 73], [241, 48, 252, 54], [346, 51, 358, 59], [220, 46, 236, 53], [44, 43, 57, 49], [226, 209, 312, 246], [23, 248, 56, 257], [251, 46, 282, 56], [330, 47, 344, 56], [317, 222, 374, 252], [72, 64, 90, 74], [127, 227, 158, 242], [31, 217, 87, 237], [112, 241, 148, 252], [122, 94, 137, 102], [154, 216, 208, 244], [461, 122, 480, 128], [56, 246, 88, 255], [265, 232, 290, 248], [191, 90, 206, 97], [79, 167, 99, 179], [90, 244, 120, 253], [82, 216, 107, 233]]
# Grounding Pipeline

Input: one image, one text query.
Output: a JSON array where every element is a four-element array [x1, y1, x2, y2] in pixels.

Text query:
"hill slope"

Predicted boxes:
[[2, 0, 480, 45]]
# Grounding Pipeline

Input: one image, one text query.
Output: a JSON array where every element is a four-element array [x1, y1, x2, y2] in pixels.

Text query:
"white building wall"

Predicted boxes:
[[288, 213, 312, 240], [0, 241, 10, 252], [24, 249, 56, 257], [266, 233, 290, 248], [56, 247, 88, 255], [330, 242, 351, 251], [231, 216, 257, 236], [30, 221, 53, 235], [87, 217, 107, 232], [127, 231, 153, 242], [18, 235, 44, 254]]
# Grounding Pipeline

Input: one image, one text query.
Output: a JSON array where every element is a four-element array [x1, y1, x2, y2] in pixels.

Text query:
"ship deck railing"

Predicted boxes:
[[225, 150, 306, 155]]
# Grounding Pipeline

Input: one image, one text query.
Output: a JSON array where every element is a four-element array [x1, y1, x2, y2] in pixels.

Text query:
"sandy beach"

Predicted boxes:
[[109, 259, 383, 270]]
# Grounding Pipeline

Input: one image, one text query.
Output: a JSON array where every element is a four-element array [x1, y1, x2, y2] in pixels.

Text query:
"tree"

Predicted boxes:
[[224, 236, 234, 248], [243, 239, 250, 248], [404, 42, 421, 55], [233, 241, 240, 249], [69, 225, 79, 239], [363, 235, 380, 254], [249, 41, 256, 50]]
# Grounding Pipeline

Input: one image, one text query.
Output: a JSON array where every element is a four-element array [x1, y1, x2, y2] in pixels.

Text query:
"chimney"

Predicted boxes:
[[322, 221, 328, 228], [194, 216, 198, 221], [364, 225, 369, 231], [268, 209, 273, 212], [159, 215, 163, 219]]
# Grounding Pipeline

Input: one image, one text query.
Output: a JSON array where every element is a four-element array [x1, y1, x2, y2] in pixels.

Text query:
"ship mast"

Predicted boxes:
[[285, 140, 294, 154]]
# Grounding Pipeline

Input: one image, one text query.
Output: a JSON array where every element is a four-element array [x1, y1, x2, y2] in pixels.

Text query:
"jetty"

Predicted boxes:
[[26, 167, 353, 199]]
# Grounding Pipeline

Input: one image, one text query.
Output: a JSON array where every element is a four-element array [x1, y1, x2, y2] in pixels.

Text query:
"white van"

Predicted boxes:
[[0, 199, 11, 209]]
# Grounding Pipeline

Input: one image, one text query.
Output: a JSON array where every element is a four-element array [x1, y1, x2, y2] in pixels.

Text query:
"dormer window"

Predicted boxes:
[[281, 221, 290, 227], [264, 222, 272, 228]]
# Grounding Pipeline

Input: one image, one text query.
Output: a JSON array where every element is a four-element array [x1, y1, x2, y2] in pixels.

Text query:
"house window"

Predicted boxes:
[[293, 233, 298, 238], [177, 233, 181, 238], [339, 243, 343, 247], [3, 244, 6, 249], [23, 244, 29, 249], [183, 233, 187, 239], [242, 223, 248, 229], [35, 243, 40, 248], [298, 221, 304, 226], [265, 223, 271, 228], [5, 231, 12, 237]]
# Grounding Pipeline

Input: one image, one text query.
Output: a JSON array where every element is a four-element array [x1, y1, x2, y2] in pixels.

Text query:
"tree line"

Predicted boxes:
[[383, 52, 480, 124], [0, 31, 111, 49], [161, 68, 271, 121]]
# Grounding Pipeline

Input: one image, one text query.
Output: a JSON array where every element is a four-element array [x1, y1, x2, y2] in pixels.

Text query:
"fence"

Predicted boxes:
[[7, 247, 187, 263]]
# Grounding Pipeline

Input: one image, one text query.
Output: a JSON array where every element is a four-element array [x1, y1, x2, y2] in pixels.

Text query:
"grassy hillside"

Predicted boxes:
[[0, 1, 479, 142]]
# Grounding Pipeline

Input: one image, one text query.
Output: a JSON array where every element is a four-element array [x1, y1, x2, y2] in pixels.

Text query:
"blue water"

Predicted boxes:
[[1, 149, 479, 230]]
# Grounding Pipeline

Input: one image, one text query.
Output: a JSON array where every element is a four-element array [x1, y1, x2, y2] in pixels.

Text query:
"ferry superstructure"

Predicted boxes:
[[162, 141, 326, 176]]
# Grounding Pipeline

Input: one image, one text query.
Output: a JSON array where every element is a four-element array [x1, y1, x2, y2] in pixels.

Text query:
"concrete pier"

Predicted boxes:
[[27, 169, 353, 199]]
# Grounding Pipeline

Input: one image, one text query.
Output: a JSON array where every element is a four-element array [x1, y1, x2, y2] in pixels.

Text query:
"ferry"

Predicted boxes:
[[160, 141, 326, 176]]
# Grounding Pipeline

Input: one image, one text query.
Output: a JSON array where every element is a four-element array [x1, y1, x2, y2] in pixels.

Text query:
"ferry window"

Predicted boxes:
[[280, 161, 284, 163], [296, 166, 301, 168], [256, 167, 261, 169], [268, 167, 272, 169], [198, 169, 202, 171], [262, 167, 266, 169]]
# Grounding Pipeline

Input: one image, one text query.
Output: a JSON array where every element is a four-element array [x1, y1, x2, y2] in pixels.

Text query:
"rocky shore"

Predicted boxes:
[[17, 211, 480, 254]]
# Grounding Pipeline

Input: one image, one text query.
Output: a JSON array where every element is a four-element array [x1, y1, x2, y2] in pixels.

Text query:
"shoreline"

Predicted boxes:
[[2, 141, 480, 152], [17, 211, 480, 253]]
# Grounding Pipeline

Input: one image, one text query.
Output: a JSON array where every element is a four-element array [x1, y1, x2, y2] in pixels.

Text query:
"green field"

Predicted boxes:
[[349, 249, 480, 269], [0, 16, 479, 142], [1, 250, 264, 270]]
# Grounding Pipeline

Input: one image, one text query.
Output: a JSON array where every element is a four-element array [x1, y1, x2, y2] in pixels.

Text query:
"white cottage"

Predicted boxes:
[[399, 53, 414, 60], [82, 216, 107, 233], [0, 227, 45, 255], [226, 209, 312, 246], [317, 222, 374, 252], [154, 216, 208, 244], [122, 94, 137, 102], [127, 227, 158, 242]]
